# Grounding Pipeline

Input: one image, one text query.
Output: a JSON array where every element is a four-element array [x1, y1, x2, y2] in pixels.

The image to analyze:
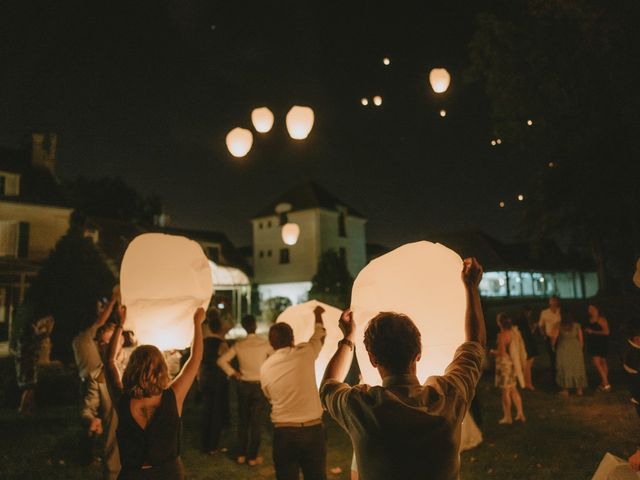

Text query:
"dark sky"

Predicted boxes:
[[1, 0, 530, 248]]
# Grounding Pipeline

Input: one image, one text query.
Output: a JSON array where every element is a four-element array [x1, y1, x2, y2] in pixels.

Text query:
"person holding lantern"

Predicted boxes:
[[320, 257, 486, 480], [104, 305, 206, 480]]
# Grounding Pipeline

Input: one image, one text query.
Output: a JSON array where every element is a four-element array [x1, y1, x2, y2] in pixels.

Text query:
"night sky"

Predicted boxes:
[[1, 1, 530, 248]]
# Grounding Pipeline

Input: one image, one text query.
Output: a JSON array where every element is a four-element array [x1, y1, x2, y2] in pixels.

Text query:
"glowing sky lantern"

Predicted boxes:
[[225, 128, 253, 157], [120, 233, 214, 351], [633, 258, 640, 288], [251, 107, 274, 133], [350, 241, 466, 386], [429, 68, 451, 94], [383, 57, 390, 66], [361, 98, 369, 106], [373, 95, 383, 106], [281, 222, 300, 246], [276, 300, 343, 387], [439, 109, 447, 117], [286, 106, 315, 140]]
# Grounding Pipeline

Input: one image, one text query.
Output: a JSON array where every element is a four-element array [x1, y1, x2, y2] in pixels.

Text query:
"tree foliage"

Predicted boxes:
[[309, 249, 353, 309], [468, 0, 640, 292], [13, 228, 116, 362]]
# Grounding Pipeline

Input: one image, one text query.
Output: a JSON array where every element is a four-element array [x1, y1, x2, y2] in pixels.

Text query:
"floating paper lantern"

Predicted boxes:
[[276, 300, 343, 387], [361, 98, 369, 106], [350, 241, 466, 385], [281, 223, 300, 246], [517, 194, 524, 201], [383, 57, 390, 66], [286, 106, 315, 140], [429, 68, 451, 94], [634, 259, 640, 288], [373, 96, 382, 106], [527, 119, 534, 126], [251, 107, 274, 133], [439, 109, 447, 117], [225, 128, 253, 157], [499, 201, 505, 208], [121, 233, 214, 351]]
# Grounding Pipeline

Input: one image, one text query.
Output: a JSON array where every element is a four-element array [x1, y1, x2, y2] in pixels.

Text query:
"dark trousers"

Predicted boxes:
[[273, 424, 326, 480], [201, 381, 228, 452], [237, 381, 265, 460], [545, 337, 557, 380]]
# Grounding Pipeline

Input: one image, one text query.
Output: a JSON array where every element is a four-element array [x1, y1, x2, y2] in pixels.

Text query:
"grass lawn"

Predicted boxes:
[[1, 365, 638, 479]]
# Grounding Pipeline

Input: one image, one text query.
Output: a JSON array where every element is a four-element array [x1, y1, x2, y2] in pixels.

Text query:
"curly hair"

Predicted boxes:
[[122, 345, 170, 399], [363, 312, 421, 374], [269, 323, 294, 350]]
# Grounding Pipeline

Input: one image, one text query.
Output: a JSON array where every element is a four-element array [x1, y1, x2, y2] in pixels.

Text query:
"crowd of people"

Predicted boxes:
[[14, 258, 638, 480]]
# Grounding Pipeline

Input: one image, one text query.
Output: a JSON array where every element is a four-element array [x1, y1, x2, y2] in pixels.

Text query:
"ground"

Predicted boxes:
[[1, 361, 637, 480]]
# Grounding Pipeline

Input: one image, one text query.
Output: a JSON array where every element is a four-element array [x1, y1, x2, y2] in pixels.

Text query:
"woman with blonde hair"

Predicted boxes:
[[105, 306, 206, 480], [491, 313, 526, 424]]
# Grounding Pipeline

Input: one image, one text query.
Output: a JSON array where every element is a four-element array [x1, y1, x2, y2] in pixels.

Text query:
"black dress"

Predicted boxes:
[[586, 320, 608, 357], [199, 336, 229, 452], [116, 388, 184, 480], [516, 316, 539, 359]]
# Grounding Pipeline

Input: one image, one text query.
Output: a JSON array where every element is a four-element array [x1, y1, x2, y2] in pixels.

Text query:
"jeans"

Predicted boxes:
[[237, 381, 265, 460], [273, 424, 326, 480]]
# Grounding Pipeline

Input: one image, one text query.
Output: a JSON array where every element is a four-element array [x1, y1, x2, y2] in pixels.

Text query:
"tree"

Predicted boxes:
[[308, 249, 353, 308], [468, 0, 640, 293], [12, 227, 116, 362]]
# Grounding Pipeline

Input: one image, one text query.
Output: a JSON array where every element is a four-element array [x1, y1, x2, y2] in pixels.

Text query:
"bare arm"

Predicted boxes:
[[217, 344, 240, 379], [104, 306, 125, 404], [308, 306, 327, 357], [95, 294, 117, 330], [171, 307, 205, 415], [550, 327, 559, 348], [322, 309, 355, 386], [462, 258, 486, 347]]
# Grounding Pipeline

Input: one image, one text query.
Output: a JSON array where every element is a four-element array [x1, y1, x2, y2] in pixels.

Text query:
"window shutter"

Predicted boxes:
[[17, 222, 30, 258]]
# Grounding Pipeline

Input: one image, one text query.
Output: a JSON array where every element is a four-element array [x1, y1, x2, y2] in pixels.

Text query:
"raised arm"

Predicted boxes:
[[308, 305, 327, 357], [322, 309, 355, 386], [462, 258, 486, 347], [95, 293, 117, 330], [104, 305, 126, 404], [171, 307, 206, 415]]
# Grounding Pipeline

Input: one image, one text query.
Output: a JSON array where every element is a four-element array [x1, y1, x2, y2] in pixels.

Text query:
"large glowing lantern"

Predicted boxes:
[[350, 241, 466, 386], [286, 106, 314, 140], [276, 300, 343, 387], [226, 128, 253, 157], [634, 258, 640, 288], [251, 107, 274, 133], [429, 68, 451, 94], [121, 233, 214, 351], [281, 223, 300, 246]]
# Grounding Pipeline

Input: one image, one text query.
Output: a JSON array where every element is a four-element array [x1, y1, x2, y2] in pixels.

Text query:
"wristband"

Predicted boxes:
[[338, 338, 354, 351]]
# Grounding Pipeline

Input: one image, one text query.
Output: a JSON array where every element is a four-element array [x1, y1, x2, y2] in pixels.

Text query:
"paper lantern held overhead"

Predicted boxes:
[[120, 233, 214, 351], [429, 68, 451, 94], [350, 241, 466, 386], [281, 223, 300, 246], [251, 107, 275, 133], [226, 128, 253, 158], [276, 300, 343, 387], [286, 106, 315, 140]]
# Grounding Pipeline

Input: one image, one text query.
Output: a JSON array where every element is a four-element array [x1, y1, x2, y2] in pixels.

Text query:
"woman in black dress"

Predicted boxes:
[[105, 306, 206, 480], [585, 304, 611, 391], [516, 306, 539, 390]]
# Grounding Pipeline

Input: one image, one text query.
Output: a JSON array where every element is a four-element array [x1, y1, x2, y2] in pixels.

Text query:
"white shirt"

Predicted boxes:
[[217, 333, 273, 382], [72, 324, 102, 380], [538, 308, 561, 337], [260, 322, 326, 424]]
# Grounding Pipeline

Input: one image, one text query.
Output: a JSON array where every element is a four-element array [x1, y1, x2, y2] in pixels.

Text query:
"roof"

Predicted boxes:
[[426, 229, 593, 272], [254, 181, 366, 219]]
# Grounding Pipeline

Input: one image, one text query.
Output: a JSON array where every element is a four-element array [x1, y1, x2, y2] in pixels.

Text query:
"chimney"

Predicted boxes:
[[31, 132, 57, 174]]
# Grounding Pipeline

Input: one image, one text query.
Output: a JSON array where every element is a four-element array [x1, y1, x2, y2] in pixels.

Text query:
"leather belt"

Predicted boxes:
[[273, 418, 322, 428]]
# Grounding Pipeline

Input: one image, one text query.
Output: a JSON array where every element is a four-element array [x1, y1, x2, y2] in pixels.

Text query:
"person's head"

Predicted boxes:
[[560, 306, 575, 328], [207, 308, 223, 334], [549, 295, 560, 310], [122, 345, 170, 399], [241, 315, 257, 334], [269, 323, 294, 350], [363, 312, 422, 376], [588, 304, 599, 317], [496, 313, 512, 331], [97, 321, 117, 345]]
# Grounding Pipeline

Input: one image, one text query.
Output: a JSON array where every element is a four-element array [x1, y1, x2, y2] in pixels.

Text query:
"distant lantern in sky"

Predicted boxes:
[[429, 68, 451, 94], [383, 57, 391, 66], [439, 109, 447, 117], [517, 194, 525, 201], [120, 233, 214, 351], [548, 161, 556, 168], [281, 223, 300, 246], [373, 95, 383, 106], [225, 128, 253, 157], [491, 140, 497, 146], [276, 301, 343, 388], [361, 97, 369, 106], [499, 201, 505, 208], [351, 241, 467, 385], [496, 138, 502, 145], [286, 106, 315, 140], [527, 119, 534, 126], [251, 107, 274, 133]]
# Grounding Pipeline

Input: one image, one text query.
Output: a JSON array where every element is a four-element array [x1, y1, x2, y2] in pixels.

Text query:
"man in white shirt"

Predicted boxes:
[[218, 315, 273, 466], [72, 292, 120, 480], [320, 258, 486, 480], [260, 306, 327, 480], [538, 295, 561, 379]]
